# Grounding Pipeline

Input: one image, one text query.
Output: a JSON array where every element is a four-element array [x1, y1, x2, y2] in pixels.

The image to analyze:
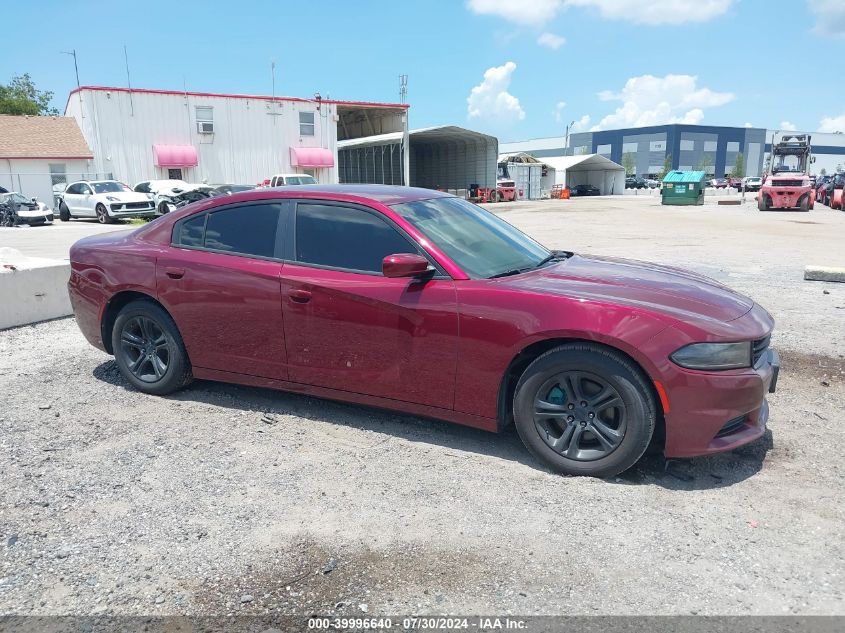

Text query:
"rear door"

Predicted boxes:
[[156, 200, 291, 379], [280, 200, 458, 409]]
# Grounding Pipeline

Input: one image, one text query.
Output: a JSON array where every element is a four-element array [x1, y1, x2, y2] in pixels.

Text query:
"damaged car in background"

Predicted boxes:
[[1, 191, 54, 226]]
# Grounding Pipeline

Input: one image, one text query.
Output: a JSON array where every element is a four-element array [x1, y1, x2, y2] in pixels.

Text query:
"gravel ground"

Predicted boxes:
[[1, 196, 843, 617]]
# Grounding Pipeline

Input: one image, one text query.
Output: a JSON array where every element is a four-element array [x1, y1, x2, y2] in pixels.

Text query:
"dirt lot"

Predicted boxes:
[[1, 195, 843, 617]]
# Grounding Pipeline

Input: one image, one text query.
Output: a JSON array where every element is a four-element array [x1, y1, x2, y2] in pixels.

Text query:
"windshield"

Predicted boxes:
[[3, 193, 30, 204], [92, 181, 131, 194], [286, 176, 317, 185], [391, 196, 550, 279]]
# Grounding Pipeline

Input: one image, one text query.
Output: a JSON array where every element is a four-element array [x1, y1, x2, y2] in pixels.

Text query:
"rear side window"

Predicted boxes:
[[175, 203, 282, 258], [295, 203, 417, 274]]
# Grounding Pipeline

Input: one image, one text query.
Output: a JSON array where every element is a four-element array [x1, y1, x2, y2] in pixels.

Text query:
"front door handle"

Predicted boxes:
[[165, 267, 185, 280], [288, 289, 312, 303]]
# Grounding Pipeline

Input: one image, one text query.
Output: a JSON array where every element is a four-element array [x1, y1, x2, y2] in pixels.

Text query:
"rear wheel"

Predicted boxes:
[[59, 201, 71, 222], [95, 203, 112, 224], [513, 343, 656, 477], [112, 300, 193, 396]]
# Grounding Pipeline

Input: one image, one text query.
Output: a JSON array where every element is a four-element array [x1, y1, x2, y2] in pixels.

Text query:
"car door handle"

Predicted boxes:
[[288, 289, 312, 303], [165, 267, 185, 280]]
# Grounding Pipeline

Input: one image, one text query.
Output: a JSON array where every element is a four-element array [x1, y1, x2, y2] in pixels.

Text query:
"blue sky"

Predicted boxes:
[[2, 0, 843, 141]]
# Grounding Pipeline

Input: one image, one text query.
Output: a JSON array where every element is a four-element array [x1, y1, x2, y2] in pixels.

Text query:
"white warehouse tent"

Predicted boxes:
[[338, 125, 498, 191], [544, 154, 625, 195]]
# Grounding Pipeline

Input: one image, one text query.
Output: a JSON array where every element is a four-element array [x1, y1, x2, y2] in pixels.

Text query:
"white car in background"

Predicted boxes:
[[59, 181, 156, 224], [133, 179, 215, 214], [268, 173, 317, 187]]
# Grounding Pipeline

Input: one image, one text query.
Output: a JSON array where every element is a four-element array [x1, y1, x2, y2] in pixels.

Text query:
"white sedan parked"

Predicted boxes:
[[59, 181, 156, 224]]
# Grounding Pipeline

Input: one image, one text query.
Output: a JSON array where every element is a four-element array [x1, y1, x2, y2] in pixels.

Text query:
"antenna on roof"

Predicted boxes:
[[399, 74, 408, 104], [123, 45, 134, 117]]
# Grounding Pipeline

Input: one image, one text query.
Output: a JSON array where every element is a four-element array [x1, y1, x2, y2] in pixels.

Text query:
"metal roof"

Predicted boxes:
[[539, 154, 624, 172], [337, 125, 497, 150]]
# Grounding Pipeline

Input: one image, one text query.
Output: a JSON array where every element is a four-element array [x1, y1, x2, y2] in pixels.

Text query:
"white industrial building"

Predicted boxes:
[[64, 86, 409, 187]]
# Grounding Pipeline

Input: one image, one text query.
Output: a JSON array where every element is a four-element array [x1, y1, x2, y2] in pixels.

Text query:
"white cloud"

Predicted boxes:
[[570, 114, 592, 132], [467, 0, 565, 25], [537, 32, 566, 49], [819, 113, 845, 133], [780, 121, 798, 131], [566, 0, 732, 24], [808, 0, 845, 36], [467, 62, 526, 125], [744, 122, 754, 128], [590, 74, 734, 130], [554, 101, 567, 122]]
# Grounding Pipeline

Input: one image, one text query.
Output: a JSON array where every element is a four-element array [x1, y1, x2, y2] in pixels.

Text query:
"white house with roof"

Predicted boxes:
[[64, 86, 409, 187]]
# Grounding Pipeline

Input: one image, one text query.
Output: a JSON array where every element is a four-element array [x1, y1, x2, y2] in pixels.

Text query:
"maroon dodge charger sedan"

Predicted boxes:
[[69, 185, 779, 477]]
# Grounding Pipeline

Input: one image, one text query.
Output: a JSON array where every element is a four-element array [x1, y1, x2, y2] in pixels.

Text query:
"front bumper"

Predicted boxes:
[[16, 213, 53, 224], [663, 348, 779, 458], [108, 202, 156, 218], [763, 187, 809, 208]]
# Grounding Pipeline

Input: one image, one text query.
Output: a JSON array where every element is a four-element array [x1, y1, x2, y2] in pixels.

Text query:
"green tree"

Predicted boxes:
[[622, 152, 636, 176], [730, 153, 745, 178], [820, 168, 827, 176], [658, 153, 672, 179], [696, 152, 713, 173], [0, 74, 59, 116]]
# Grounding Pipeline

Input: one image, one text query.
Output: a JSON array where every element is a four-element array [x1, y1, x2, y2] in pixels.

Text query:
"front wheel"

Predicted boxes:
[[758, 194, 770, 211], [158, 201, 171, 215], [59, 201, 71, 222], [112, 300, 193, 396], [513, 343, 656, 477], [799, 195, 810, 212], [95, 204, 112, 224]]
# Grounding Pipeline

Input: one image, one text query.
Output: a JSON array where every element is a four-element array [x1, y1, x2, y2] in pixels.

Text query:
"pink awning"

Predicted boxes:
[[290, 147, 335, 168], [153, 144, 198, 167]]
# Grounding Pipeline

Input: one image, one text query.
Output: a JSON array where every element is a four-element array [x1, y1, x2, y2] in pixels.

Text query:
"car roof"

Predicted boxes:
[[263, 184, 453, 204]]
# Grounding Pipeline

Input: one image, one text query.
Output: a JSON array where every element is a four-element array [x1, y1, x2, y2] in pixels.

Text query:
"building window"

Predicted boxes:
[[649, 141, 665, 151], [196, 107, 214, 134], [596, 144, 611, 155], [622, 142, 638, 153], [727, 141, 740, 152], [703, 140, 717, 152], [168, 168, 183, 180], [680, 140, 694, 151], [299, 111, 315, 136]]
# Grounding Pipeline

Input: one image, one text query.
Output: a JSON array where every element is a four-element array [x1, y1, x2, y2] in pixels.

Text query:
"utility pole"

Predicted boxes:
[[61, 49, 82, 116], [399, 74, 409, 186], [399, 74, 408, 104], [565, 120, 575, 155], [123, 45, 134, 116]]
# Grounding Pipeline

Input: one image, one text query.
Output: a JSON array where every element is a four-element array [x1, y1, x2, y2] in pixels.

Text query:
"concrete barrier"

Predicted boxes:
[[804, 265, 845, 283], [0, 248, 72, 330]]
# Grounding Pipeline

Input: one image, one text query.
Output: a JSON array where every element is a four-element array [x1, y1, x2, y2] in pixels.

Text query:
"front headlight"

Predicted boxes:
[[670, 342, 752, 370], [106, 196, 119, 201]]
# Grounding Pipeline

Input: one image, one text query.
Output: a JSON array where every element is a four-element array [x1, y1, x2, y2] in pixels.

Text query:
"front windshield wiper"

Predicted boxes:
[[488, 250, 573, 279]]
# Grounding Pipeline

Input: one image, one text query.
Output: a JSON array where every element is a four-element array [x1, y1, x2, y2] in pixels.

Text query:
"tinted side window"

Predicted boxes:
[[65, 184, 78, 194], [177, 214, 206, 247], [174, 204, 281, 257], [296, 204, 417, 273]]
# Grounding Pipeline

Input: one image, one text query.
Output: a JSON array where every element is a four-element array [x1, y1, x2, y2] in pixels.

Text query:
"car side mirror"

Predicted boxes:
[[31, 197, 37, 202], [382, 253, 432, 278]]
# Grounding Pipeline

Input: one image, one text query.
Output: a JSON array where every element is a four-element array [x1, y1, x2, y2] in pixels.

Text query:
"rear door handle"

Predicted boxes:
[[165, 267, 185, 280], [288, 289, 312, 303]]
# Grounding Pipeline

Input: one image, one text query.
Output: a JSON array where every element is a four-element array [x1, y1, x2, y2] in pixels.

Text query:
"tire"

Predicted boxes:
[[799, 195, 809, 212], [158, 201, 171, 215], [95, 204, 112, 224], [111, 299, 193, 396], [59, 201, 71, 222], [1, 211, 15, 227], [512, 343, 656, 477], [758, 195, 770, 211]]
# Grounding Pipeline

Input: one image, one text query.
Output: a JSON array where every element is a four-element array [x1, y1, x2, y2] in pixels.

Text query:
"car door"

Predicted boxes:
[[280, 200, 459, 410], [156, 200, 290, 379], [63, 183, 82, 214], [76, 183, 96, 216]]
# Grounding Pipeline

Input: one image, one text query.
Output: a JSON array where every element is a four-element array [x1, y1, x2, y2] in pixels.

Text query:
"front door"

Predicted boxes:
[[280, 201, 458, 410], [156, 201, 290, 379]]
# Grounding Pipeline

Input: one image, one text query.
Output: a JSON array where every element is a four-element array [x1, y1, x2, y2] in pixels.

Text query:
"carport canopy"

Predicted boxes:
[[543, 154, 625, 195], [338, 125, 498, 190]]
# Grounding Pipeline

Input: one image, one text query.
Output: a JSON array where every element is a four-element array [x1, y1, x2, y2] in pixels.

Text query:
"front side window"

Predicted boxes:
[[175, 204, 282, 258], [299, 111, 315, 136], [296, 204, 416, 273], [79, 184, 92, 195], [92, 181, 130, 194], [196, 106, 213, 133], [391, 196, 549, 279]]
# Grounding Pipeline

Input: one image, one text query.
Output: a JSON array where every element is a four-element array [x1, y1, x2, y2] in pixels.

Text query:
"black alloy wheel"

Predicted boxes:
[[96, 204, 111, 224], [532, 371, 626, 461], [119, 316, 171, 383]]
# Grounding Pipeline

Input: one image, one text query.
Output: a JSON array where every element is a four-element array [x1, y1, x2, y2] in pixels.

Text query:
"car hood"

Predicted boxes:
[[98, 191, 151, 203], [500, 254, 754, 323]]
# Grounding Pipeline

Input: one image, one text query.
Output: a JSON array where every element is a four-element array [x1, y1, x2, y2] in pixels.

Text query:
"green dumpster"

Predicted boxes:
[[661, 170, 705, 206]]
